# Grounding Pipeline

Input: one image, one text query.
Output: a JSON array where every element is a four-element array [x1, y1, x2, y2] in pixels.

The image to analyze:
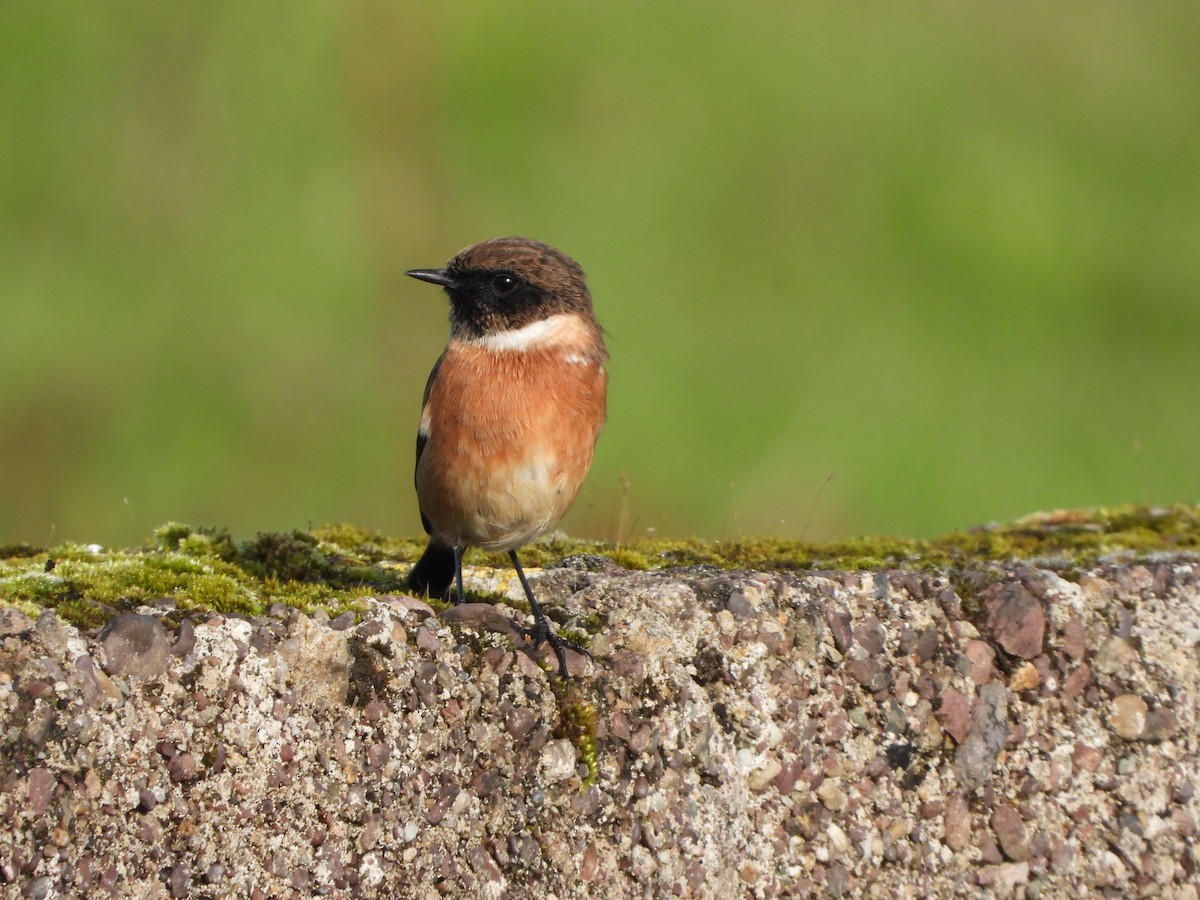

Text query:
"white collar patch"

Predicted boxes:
[[472, 313, 581, 352]]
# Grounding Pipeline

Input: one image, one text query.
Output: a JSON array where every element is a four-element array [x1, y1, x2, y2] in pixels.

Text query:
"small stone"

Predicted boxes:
[[137, 787, 157, 812], [738, 861, 761, 884], [83, 769, 103, 799], [726, 588, 758, 620], [628, 725, 653, 754], [873, 573, 889, 599], [168, 752, 199, 783], [1050, 839, 1076, 873], [826, 864, 850, 897], [425, 785, 458, 826], [362, 699, 387, 724], [278, 615, 351, 708], [816, 779, 848, 812], [793, 801, 830, 841], [954, 682, 1008, 789], [846, 657, 889, 691], [366, 742, 391, 769], [169, 863, 190, 898], [921, 800, 945, 820], [992, 805, 1031, 861], [0, 607, 35, 636], [1115, 605, 1135, 639], [466, 844, 504, 887], [915, 626, 939, 662], [415, 625, 444, 654], [1072, 742, 1102, 773], [826, 822, 850, 856], [937, 689, 972, 744], [757, 622, 790, 655], [984, 584, 1045, 659], [386, 594, 437, 617], [825, 608, 853, 653], [571, 785, 601, 816], [771, 761, 802, 795], [440, 603, 522, 640], [1094, 849, 1128, 887], [944, 795, 972, 851], [853, 617, 886, 656], [1093, 636, 1138, 676], [1008, 662, 1040, 692], [1062, 664, 1091, 701], [977, 826, 1003, 864], [540, 739, 577, 784], [505, 708, 537, 742], [1061, 618, 1086, 660], [748, 757, 782, 792], [73, 653, 121, 709], [993, 861, 1030, 892], [939, 588, 963, 618], [1143, 707, 1179, 741], [34, 610, 71, 655], [611, 650, 646, 681], [962, 640, 996, 685], [27, 768, 55, 816], [170, 619, 197, 657], [716, 609, 738, 635], [137, 815, 162, 844], [1109, 694, 1148, 740], [580, 842, 600, 881], [99, 614, 170, 679]]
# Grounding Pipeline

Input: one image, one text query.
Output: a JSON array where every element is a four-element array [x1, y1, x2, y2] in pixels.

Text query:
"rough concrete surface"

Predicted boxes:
[[2, 556, 1199, 898]]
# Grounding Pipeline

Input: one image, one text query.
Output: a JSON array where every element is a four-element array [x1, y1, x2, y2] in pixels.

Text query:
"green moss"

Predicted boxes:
[[154, 521, 199, 551], [48, 598, 113, 630], [554, 625, 592, 650], [309, 524, 428, 564], [1, 505, 1195, 631], [556, 688, 599, 789], [595, 503, 1200, 574], [0, 524, 399, 628], [0, 548, 261, 627]]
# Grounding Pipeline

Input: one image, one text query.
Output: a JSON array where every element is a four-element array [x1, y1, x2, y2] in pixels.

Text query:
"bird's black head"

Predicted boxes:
[[407, 237, 594, 340]]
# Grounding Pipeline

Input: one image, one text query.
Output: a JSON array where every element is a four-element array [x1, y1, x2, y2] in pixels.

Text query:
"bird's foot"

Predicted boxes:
[[521, 618, 591, 679]]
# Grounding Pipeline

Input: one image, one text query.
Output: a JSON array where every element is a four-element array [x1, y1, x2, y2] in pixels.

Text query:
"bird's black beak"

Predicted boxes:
[[406, 268, 457, 289]]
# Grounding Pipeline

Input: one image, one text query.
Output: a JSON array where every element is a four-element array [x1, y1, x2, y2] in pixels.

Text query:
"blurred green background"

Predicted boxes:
[[2, 3, 1198, 548]]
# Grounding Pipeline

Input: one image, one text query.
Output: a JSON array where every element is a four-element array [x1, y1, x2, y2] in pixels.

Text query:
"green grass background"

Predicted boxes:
[[2, 3, 1197, 548]]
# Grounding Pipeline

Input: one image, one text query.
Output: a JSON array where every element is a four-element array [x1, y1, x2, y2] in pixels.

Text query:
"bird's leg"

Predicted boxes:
[[508, 550, 588, 678], [453, 545, 465, 605]]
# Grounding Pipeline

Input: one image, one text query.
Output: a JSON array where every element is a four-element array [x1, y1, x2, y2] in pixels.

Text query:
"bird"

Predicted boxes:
[[404, 237, 608, 677]]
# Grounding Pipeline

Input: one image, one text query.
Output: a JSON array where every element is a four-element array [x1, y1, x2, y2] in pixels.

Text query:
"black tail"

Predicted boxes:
[[407, 542, 456, 600]]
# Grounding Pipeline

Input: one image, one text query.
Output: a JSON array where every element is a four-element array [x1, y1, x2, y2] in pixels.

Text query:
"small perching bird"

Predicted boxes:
[[404, 237, 608, 677]]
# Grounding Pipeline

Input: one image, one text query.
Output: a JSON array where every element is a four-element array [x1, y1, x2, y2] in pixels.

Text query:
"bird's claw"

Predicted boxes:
[[521, 619, 590, 679]]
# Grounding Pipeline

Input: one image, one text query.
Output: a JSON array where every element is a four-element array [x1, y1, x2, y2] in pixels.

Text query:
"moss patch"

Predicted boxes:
[[1, 505, 1196, 629], [0, 523, 422, 629], [556, 685, 599, 789], [508, 503, 1199, 574]]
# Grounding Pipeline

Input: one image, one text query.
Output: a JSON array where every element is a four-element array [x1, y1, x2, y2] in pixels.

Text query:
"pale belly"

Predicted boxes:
[[418, 445, 585, 550]]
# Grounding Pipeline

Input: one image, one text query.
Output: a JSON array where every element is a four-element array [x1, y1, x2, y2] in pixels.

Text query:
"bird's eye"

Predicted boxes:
[[492, 274, 518, 294]]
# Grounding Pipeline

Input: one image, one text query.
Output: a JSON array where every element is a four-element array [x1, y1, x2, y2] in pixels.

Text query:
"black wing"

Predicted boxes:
[[415, 353, 444, 536]]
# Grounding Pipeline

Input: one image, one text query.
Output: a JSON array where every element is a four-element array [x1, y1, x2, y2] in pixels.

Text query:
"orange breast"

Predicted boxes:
[[416, 341, 607, 550]]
